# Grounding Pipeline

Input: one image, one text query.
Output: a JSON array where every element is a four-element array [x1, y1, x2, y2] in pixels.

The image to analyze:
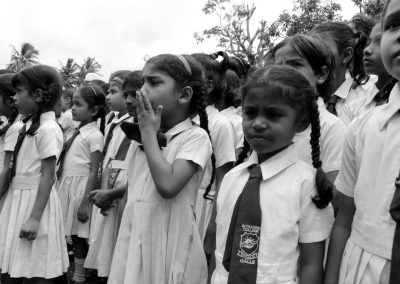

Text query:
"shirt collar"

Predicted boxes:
[[79, 121, 99, 139], [231, 144, 298, 180], [39, 111, 56, 123], [334, 77, 353, 99], [112, 112, 130, 124], [164, 118, 194, 143], [378, 83, 400, 130]]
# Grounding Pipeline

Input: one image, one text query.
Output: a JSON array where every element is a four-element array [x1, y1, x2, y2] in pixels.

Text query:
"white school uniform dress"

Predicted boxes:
[[108, 118, 212, 284], [57, 121, 104, 239], [340, 83, 380, 125], [294, 97, 346, 174], [84, 141, 132, 277], [193, 105, 237, 241], [212, 145, 334, 284], [58, 109, 79, 140], [333, 76, 378, 121], [334, 84, 400, 284], [0, 117, 24, 213], [0, 116, 9, 172], [89, 113, 131, 238], [220, 106, 244, 149], [0, 111, 69, 279]]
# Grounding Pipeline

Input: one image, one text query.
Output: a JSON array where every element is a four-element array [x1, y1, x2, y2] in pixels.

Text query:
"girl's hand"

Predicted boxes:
[[77, 201, 90, 223], [136, 91, 163, 134], [88, 189, 112, 209], [19, 218, 40, 241]]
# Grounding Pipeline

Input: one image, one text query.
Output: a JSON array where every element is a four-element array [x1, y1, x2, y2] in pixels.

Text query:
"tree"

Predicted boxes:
[[6, 42, 40, 72], [194, 0, 279, 65], [276, 0, 342, 37], [59, 58, 80, 89], [77, 57, 101, 86], [351, 0, 386, 19]]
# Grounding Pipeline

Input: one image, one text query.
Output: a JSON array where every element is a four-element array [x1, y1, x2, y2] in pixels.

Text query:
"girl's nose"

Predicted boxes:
[[363, 45, 372, 56], [252, 117, 267, 131]]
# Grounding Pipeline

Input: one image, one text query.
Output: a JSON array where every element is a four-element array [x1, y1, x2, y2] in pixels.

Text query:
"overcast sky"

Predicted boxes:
[[0, 0, 359, 80]]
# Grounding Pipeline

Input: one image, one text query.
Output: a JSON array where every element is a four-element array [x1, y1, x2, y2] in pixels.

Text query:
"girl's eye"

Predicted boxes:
[[384, 20, 400, 31], [243, 109, 256, 118]]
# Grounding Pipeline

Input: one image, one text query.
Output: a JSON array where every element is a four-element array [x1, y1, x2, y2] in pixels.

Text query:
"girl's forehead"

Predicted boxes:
[[109, 81, 122, 90]]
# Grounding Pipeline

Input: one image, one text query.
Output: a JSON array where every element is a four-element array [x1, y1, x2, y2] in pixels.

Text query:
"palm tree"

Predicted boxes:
[[6, 42, 39, 72], [59, 58, 80, 89], [77, 57, 102, 85]]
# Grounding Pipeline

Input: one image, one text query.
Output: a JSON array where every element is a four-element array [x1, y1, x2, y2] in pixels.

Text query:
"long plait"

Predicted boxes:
[[98, 107, 106, 135], [196, 88, 216, 200], [308, 98, 333, 209], [26, 106, 42, 136], [235, 138, 250, 166]]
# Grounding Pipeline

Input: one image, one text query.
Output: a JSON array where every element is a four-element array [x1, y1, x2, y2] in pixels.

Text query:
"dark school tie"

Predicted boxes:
[[103, 122, 117, 156], [10, 124, 27, 178], [389, 170, 400, 284], [326, 95, 339, 116], [223, 164, 263, 284], [120, 121, 167, 149], [56, 128, 80, 178], [106, 112, 116, 125]]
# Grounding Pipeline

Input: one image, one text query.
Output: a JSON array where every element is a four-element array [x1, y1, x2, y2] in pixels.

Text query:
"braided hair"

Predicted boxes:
[[0, 74, 19, 137], [11, 65, 62, 136], [146, 54, 216, 199], [191, 51, 230, 106], [77, 84, 107, 134], [241, 65, 333, 208], [313, 22, 369, 85]]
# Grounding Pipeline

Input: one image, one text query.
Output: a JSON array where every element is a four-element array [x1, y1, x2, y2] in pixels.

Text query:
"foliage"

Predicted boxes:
[[77, 57, 102, 86], [59, 58, 80, 89], [350, 0, 387, 19], [276, 0, 342, 36], [6, 42, 40, 72]]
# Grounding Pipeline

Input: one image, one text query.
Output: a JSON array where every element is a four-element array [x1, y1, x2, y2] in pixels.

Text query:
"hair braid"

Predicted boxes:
[[309, 98, 333, 208], [196, 88, 216, 200], [235, 138, 250, 166]]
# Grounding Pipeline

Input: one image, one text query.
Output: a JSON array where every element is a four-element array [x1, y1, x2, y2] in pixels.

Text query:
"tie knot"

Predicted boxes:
[[248, 164, 262, 180], [327, 95, 339, 105]]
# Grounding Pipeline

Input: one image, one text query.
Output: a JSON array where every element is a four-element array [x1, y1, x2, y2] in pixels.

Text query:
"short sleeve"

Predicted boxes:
[[299, 188, 334, 243], [88, 131, 104, 153], [4, 121, 23, 151], [35, 123, 63, 159], [175, 128, 212, 170], [334, 122, 358, 198], [320, 119, 346, 173], [58, 111, 74, 131], [211, 116, 236, 167]]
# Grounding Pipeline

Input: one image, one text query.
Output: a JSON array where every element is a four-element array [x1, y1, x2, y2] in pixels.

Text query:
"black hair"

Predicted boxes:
[[313, 22, 369, 85], [109, 70, 131, 85], [77, 84, 107, 134], [191, 51, 230, 105], [122, 70, 143, 92], [146, 54, 216, 200], [272, 34, 336, 101], [101, 82, 109, 95], [349, 14, 376, 36], [0, 69, 14, 75], [0, 74, 18, 137], [90, 79, 106, 87], [223, 70, 242, 108], [228, 56, 250, 79], [12, 65, 62, 136], [239, 65, 333, 209], [61, 88, 74, 109]]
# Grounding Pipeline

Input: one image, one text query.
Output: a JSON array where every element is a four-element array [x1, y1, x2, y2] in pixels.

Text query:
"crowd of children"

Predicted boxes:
[[0, 1, 399, 283]]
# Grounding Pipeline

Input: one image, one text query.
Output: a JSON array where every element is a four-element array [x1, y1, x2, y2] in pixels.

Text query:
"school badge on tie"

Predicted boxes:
[[238, 224, 260, 265]]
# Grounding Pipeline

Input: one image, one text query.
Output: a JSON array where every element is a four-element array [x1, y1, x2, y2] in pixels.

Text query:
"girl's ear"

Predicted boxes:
[[342, 47, 354, 66], [316, 66, 329, 85], [33, 89, 44, 103], [89, 105, 99, 118], [295, 114, 309, 133], [206, 79, 215, 95], [178, 86, 193, 105]]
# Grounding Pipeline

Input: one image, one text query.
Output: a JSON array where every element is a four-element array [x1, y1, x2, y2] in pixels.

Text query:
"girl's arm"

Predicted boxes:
[[20, 156, 56, 241], [0, 152, 13, 200], [88, 185, 126, 210], [137, 92, 200, 199], [77, 151, 103, 223], [324, 193, 356, 284], [299, 240, 325, 284]]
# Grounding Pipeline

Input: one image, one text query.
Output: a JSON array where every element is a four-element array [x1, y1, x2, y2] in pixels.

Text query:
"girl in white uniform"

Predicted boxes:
[[85, 71, 142, 279], [0, 65, 69, 283], [56, 84, 106, 283], [108, 54, 213, 284], [0, 74, 23, 213], [325, 1, 400, 283], [213, 65, 334, 284]]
